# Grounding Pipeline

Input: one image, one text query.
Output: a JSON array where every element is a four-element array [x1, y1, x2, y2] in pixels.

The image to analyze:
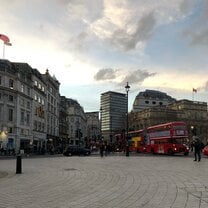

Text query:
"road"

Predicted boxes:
[[0, 153, 208, 208]]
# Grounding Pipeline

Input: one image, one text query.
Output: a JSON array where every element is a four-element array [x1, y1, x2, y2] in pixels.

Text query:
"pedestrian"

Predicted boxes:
[[193, 137, 202, 162]]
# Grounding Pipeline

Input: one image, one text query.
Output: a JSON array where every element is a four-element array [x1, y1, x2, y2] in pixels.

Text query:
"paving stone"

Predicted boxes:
[[0, 155, 208, 208]]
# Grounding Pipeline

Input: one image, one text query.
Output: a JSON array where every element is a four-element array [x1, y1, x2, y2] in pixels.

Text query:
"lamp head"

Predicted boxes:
[[125, 82, 130, 92]]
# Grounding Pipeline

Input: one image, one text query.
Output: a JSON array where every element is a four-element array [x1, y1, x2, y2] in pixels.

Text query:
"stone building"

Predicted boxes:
[[42, 69, 60, 150], [0, 60, 34, 153], [61, 97, 87, 146], [85, 111, 100, 145], [132, 89, 176, 112]]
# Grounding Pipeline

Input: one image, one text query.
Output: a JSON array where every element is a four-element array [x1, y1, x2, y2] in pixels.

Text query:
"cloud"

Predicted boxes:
[[94, 68, 118, 80], [120, 69, 156, 86], [94, 68, 156, 86], [109, 12, 156, 51]]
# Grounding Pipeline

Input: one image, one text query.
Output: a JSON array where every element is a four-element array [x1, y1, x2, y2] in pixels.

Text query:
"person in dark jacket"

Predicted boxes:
[[193, 137, 202, 162]]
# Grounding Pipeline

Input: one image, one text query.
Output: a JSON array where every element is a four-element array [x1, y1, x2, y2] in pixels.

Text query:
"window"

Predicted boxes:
[[38, 83, 41, 89], [0, 105, 2, 120], [152, 101, 156, 104], [34, 121, 37, 130], [8, 127, 13, 133], [26, 113, 30, 125], [21, 111, 24, 124], [34, 94, 37, 101], [9, 79, 14, 89], [42, 86, 45, 92], [21, 84, 24, 93], [27, 87, 30, 96], [27, 101, 30, 109], [8, 109, 13, 121], [145, 101, 149, 104], [159, 102, 163, 106], [8, 95, 14, 102], [34, 80, 38, 86]]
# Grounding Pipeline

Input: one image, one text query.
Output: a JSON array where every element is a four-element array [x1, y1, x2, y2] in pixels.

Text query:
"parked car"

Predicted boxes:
[[202, 145, 208, 156], [63, 145, 91, 156]]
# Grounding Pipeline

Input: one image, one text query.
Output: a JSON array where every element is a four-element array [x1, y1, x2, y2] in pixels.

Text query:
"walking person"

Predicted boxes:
[[193, 137, 202, 162]]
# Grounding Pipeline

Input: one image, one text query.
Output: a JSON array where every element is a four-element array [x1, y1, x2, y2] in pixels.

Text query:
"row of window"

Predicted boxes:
[[144, 100, 163, 105], [34, 94, 45, 105], [34, 80, 45, 92]]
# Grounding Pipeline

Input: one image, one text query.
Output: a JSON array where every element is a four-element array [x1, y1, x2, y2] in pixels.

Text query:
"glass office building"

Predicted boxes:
[[100, 91, 127, 142]]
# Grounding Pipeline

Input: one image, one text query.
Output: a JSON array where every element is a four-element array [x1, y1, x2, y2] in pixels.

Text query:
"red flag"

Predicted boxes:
[[193, 88, 197, 93], [0, 34, 10, 43]]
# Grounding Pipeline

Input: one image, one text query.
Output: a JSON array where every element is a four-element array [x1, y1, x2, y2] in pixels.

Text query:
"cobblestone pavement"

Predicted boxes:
[[0, 154, 208, 208]]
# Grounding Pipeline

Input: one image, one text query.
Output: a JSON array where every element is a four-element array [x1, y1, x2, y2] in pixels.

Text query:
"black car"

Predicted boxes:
[[63, 145, 91, 156]]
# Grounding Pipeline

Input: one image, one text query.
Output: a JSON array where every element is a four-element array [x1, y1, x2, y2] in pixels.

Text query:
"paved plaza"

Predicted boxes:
[[0, 154, 208, 208]]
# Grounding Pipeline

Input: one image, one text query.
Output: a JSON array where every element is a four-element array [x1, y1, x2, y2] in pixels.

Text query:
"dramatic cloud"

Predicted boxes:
[[120, 69, 156, 86], [94, 68, 156, 86], [109, 13, 156, 51], [94, 68, 118, 81]]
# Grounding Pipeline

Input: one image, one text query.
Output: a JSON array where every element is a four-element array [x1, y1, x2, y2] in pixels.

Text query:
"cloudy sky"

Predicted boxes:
[[1, 0, 208, 112]]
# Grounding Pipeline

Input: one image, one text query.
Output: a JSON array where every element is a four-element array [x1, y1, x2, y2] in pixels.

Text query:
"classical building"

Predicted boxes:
[[85, 111, 100, 143], [59, 96, 69, 149], [0, 60, 34, 153], [42, 69, 60, 149], [100, 91, 127, 142], [132, 89, 176, 112], [61, 97, 87, 146], [30, 68, 47, 152]]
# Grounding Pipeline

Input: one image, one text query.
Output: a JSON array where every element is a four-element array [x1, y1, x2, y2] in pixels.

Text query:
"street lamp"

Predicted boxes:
[[125, 82, 130, 157], [100, 107, 103, 142]]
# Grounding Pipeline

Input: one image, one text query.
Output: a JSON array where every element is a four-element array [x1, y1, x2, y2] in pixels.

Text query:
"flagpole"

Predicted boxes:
[[3, 43, 5, 59]]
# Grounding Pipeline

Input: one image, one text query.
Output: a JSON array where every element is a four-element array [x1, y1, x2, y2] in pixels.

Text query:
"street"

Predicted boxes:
[[0, 153, 208, 208]]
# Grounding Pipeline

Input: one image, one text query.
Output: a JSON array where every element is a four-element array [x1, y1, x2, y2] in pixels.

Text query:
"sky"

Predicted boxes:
[[1, 0, 208, 112]]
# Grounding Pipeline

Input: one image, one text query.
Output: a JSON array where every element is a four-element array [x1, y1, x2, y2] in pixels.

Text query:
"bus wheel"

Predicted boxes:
[[168, 149, 173, 156], [151, 148, 155, 154], [184, 152, 189, 156]]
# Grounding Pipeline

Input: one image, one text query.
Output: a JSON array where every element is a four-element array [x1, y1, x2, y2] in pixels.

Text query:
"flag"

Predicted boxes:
[[0, 34, 10, 43], [193, 88, 197, 93]]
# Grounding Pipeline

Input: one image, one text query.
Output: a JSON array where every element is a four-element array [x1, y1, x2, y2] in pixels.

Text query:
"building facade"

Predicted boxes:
[[132, 89, 176, 112], [100, 91, 127, 142], [42, 69, 60, 151], [63, 98, 87, 146], [0, 60, 34, 153], [85, 111, 100, 146]]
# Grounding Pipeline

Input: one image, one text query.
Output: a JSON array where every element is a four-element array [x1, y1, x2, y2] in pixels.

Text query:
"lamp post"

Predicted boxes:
[[125, 82, 130, 157], [100, 107, 103, 142]]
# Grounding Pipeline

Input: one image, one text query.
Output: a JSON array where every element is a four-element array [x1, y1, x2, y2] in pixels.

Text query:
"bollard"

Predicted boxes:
[[126, 145, 129, 157], [16, 155, 22, 174]]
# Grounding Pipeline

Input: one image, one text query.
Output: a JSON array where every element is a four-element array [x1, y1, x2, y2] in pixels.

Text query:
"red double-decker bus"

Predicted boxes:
[[117, 121, 189, 155], [146, 121, 189, 155]]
